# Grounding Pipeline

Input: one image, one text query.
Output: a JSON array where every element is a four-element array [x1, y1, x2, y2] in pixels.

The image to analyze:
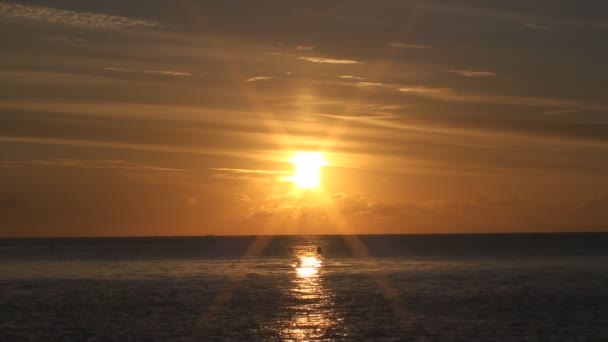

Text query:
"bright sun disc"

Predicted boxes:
[[288, 152, 327, 189]]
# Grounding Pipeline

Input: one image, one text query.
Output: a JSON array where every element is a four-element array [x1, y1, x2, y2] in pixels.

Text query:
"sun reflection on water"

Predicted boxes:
[[294, 255, 322, 278], [279, 249, 344, 340]]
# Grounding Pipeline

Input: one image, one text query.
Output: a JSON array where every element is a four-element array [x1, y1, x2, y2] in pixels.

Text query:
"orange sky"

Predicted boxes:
[[1, 0, 607, 236]]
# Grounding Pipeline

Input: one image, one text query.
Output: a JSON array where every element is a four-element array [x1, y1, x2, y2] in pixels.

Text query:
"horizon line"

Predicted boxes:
[[2, 231, 607, 239]]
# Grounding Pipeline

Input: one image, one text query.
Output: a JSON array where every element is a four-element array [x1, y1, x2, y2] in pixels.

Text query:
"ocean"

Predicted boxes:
[[1, 234, 607, 341]]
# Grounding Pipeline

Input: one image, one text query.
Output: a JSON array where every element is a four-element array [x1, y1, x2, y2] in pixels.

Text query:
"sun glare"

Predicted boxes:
[[294, 255, 322, 278], [288, 152, 328, 189]]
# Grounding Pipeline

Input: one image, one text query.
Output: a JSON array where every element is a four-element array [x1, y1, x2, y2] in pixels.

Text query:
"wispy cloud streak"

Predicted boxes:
[[210, 167, 288, 180], [103, 67, 191, 77], [0, 2, 162, 28], [388, 42, 431, 49], [210, 168, 287, 175], [268, 52, 360, 64], [244, 76, 274, 82], [398, 86, 452, 94], [0, 136, 259, 160], [0, 159, 185, 172], [539, 108, 579, 116], [297, 56, 360, 64], [339, 75, 365, 80], [447, 70, 496, 77], [397, 86, 608, 111]]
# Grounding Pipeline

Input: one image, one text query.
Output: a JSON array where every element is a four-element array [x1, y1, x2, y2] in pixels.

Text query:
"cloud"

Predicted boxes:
[[246, 191, 526, 223], [103, 67, 192, 77], [356, 82, 389, 88], [342, 103, 409, 114], [103, 67, 139, 73], [339, 75, 365, 80], [450, 93, 607, 110], [409, 197, 521, 212], [297, 56, 360, 64], [367, 202, 414, 218], [388, 42, 431, 49], [210, 168, 288, 180], [244, 76, 274, 82], [145, 70, 192, 77], [397, 87, 608, 111], [447, 70, 496, 77], [539, 108, 579, 116], [330, 79, 396, 90], [250, 208, 276, 219], [524, 23, 557, 31], [0, 136, 258, 160], [231, 193, 251, 202], [331, 192, 371, 214], [247, 192, 402, 221], [398, 86, 452, 94], [248, 195, 301, 220], [0, 2, 162, 29], [296, 46, 314, 50], [340, 78, 606, 113], [269, 52, 360, 64], [210, 168, 287, 175], [330, 193, 435, 218], [331, 193, 417, 218], [0, 159, 186, 172]]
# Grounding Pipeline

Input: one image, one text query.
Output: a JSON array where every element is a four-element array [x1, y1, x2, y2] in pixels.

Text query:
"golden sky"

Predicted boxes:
[[1, 0, 607, 236]]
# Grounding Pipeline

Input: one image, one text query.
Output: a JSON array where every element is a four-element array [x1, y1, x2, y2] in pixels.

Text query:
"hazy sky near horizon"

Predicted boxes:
[[1, 0, 607, 236]]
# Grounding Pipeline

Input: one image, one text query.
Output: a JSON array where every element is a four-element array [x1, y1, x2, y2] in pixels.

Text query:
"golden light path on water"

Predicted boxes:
[[294, 256, 322, 278], [281, 248, 343, 340]]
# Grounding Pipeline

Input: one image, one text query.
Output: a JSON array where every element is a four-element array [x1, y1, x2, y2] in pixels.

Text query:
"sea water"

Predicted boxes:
[[1, 234, 608, 341]]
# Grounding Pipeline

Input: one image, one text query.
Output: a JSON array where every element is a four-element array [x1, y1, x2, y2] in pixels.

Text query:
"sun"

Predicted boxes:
[[287, 152, 328, 189]]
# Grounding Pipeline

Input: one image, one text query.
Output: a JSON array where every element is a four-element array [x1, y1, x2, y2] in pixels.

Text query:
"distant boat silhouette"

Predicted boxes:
[[317, 246, 323, 254]]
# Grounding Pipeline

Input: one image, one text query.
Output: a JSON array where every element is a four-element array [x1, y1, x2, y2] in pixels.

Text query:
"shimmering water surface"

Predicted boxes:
[[2, 234, 608, 341]]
